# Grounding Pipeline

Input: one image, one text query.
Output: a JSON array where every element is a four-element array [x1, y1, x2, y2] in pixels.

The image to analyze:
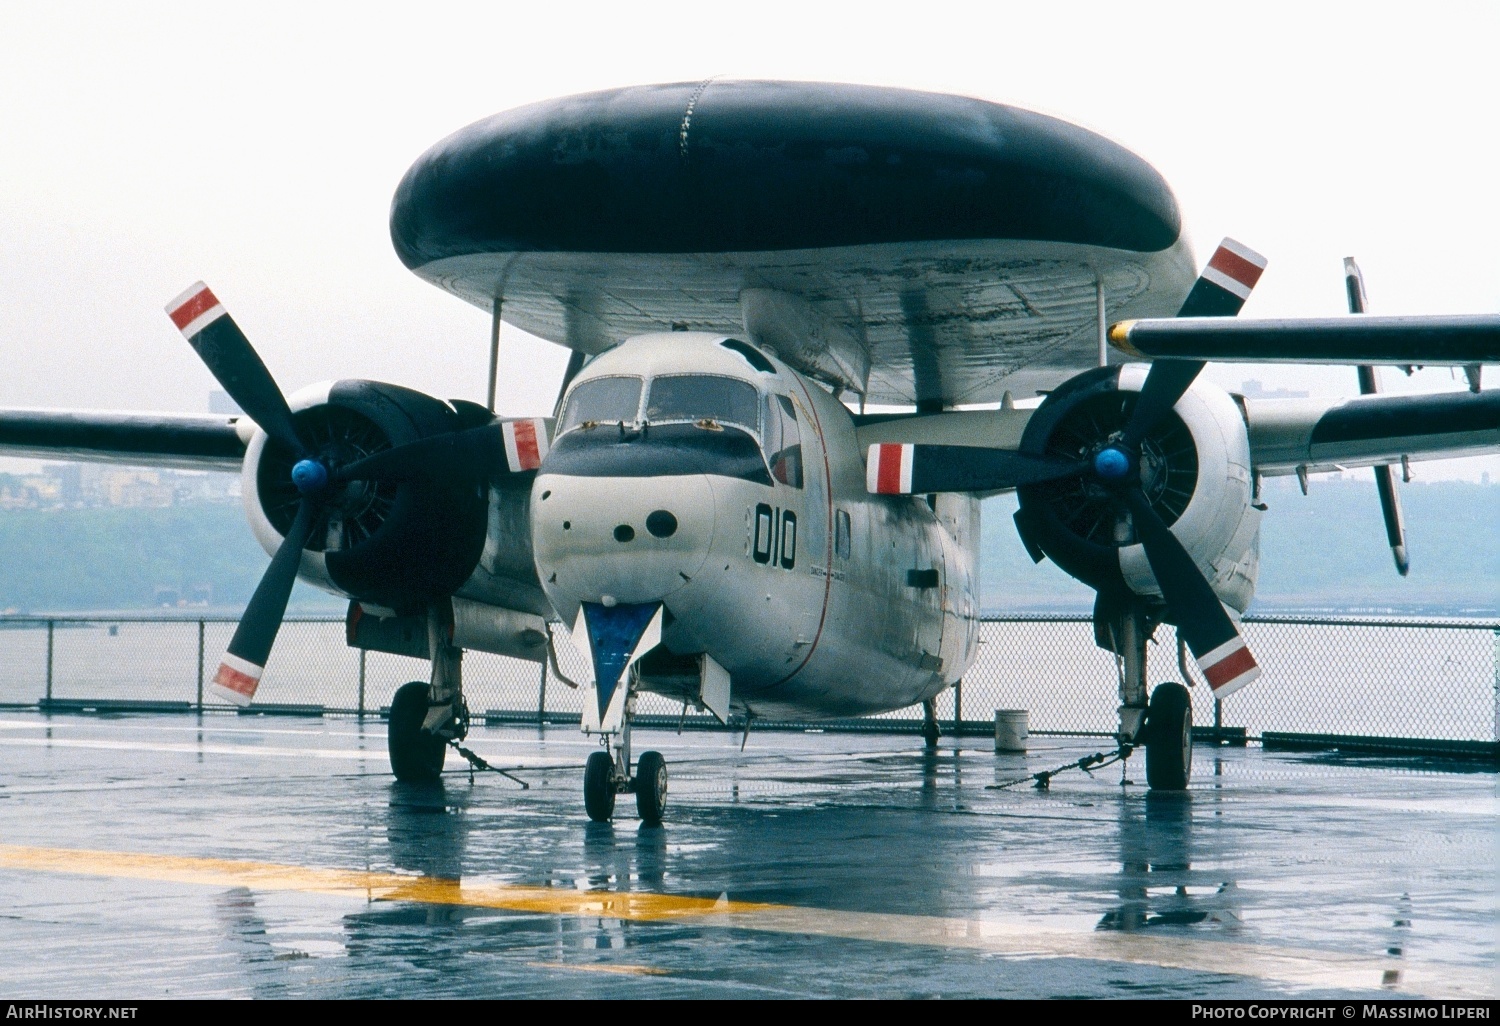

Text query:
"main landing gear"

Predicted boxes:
[[1106, 601, 1193, 791], [388, 603, 467, 784], [583, 684, 668, 826], [388, 681, 446, 782], [1144, 681, 1192, 791], [920, 698, 941, 749]]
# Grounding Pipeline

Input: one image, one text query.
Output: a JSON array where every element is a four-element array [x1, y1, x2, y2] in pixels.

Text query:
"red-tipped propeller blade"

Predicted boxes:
[[1119, 239, 1267, 451], [865, 443, 1085, 494], [1122, 488, 1260, 698], [165, 282, 307, 458], [334, 418, 549, 484], [210, 495, 322, 706]]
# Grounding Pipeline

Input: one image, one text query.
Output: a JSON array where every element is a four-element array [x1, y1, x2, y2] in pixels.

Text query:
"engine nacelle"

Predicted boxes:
[[1016, 365, 1261, 613], [242, 380, 490, 615]]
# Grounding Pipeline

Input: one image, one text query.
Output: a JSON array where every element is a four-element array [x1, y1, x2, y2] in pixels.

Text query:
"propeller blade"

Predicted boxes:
[[335, 418, 549, 484], [209, 496, 321, 706], [1122, 488, 1261, 698], [336, 424, 501, 483], [866, 443, 1084, 494], [1118, 239, 1267, 451], [1345, 258, 1411, 576], [165, 282, 306, 457], [1117, 359, 1206, 452], [1373, 463, 1410, 576]]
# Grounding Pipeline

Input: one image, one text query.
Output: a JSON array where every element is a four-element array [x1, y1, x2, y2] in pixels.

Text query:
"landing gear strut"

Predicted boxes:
[[920, 698, 940, 748], [582, 677, 668, 825], [1105, 599, 1193, 791], [388, 601, 466, 783]]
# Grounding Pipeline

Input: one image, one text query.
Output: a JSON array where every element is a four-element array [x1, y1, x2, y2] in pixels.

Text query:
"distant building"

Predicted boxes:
[[1240, 379, 1310, 400], [50, 463, 82, 504]]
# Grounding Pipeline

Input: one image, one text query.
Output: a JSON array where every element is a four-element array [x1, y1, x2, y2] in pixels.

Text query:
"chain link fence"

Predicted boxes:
[[0, 614, 1495, 745]]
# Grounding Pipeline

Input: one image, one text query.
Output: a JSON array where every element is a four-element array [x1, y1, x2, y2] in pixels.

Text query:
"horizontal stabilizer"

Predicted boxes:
[[866, 443, 1082, 495], [1110, 314, 1500, 365]]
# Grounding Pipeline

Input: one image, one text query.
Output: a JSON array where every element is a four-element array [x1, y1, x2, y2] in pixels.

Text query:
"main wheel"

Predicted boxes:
[[584, 750, 617, 822], [388, 681, 446, 783], [1145, 682, 1192, 791], [635, 751, 668, 826]]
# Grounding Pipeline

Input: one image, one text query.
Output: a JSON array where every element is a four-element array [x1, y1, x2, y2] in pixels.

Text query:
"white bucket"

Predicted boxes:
[[995, 709, 1028, 753]]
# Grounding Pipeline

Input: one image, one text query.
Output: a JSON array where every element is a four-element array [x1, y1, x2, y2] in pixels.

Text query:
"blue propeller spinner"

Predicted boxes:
[[290, 458, 329, 495], [1092, 446, 1131, 482]]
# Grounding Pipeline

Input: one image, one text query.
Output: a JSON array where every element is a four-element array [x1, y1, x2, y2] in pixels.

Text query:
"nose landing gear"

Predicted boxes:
[[583, 690, 668, 825]]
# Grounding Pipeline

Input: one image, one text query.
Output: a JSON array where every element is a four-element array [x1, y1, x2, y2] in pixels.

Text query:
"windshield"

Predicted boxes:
[[558, 375, 643, 433], [644, 374, 760, 434], [764, 392, 803, 488]]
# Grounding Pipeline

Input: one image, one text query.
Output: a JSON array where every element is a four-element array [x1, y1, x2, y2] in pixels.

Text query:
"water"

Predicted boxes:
[[0, 616, 1493, 742]]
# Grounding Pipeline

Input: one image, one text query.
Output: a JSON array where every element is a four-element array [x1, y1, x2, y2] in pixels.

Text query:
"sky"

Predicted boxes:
[[0, 1, 1496, 479]]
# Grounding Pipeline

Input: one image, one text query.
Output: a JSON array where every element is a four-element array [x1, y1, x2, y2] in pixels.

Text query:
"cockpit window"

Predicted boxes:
[[644, 375, 760, 434], [764, 393, 804, 488], [558, 375, 643, 433]]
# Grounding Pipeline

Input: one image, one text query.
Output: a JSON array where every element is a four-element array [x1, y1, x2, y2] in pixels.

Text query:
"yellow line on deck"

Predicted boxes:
[[0, 844, 1488, 998], [528, 962, 671, 976]]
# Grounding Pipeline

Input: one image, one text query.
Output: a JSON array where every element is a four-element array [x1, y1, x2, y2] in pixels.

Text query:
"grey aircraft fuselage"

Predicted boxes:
[[531, 332, 979, 721]]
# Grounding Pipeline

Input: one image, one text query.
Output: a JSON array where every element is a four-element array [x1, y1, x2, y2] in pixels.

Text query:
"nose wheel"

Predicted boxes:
[[583, 750, 617, 821], [634, 751, 668, 825], [582, 720, 668, 825]]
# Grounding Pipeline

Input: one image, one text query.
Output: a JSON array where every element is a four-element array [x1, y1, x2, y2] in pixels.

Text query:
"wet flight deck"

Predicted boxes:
[[0, 712, 1492, 999]]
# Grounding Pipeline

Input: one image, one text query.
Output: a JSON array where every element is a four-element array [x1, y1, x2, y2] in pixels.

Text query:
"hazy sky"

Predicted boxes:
[[1, 1, 1495, 478]]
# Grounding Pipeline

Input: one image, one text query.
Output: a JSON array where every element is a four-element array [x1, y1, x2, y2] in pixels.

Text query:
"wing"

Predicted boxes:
[[0, 409, 248, 470], [1109, 304, 1500, 474], [1245, 389, 1500, 476]]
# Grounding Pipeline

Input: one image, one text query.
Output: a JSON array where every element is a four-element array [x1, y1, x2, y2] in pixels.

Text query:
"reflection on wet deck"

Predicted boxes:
[[0, 714, 1492, 998]]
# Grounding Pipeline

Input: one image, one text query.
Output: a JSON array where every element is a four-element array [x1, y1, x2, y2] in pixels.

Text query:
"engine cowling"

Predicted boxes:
[[241, 379, 490, 614], [1015, 365, 1261, 613]]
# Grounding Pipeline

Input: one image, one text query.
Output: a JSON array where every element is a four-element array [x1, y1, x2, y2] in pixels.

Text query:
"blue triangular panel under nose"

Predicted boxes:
[[581, 601, 661, 723]]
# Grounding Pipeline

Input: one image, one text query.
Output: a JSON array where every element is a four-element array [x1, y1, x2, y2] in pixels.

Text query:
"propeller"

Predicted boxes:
[[164, 282, 550, 706], [1097, 239, 1267, 696], [987, 241, 1269, 696], [1090, 240, 1268, 696]]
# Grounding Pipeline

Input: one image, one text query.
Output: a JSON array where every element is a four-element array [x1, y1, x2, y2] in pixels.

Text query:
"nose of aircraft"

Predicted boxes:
[[531, 472, 717, 617]]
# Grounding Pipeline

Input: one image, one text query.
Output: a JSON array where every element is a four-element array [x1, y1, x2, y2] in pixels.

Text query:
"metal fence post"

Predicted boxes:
[[358, 649, 367, 719], [196, 620, 205, 713], [537, 657, 548, 726], [954, 678, 963, 734], [1492, 628, 1498, 744], [44, 620, 54, 704]]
